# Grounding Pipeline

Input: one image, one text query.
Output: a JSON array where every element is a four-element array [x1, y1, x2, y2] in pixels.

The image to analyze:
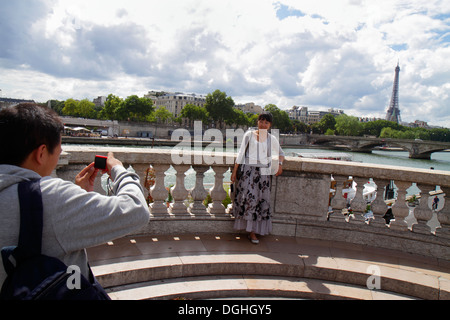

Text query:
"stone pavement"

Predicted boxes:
[[87, 233, 450, 300]]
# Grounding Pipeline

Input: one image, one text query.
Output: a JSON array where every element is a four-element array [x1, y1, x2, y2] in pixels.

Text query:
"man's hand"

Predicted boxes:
[[75, 162, 99, 192], [106, 152, 123, 174]]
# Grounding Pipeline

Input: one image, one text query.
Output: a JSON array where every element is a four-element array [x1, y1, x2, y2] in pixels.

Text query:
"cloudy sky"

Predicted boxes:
[[1, 0, 449, 127]]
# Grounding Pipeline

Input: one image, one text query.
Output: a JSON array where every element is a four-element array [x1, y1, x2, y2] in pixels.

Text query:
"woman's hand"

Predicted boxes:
[[231, 171, 237, 183], [276, 164, 283, 177], [75, 162, 99, 192], [230, 163, 239, 183]]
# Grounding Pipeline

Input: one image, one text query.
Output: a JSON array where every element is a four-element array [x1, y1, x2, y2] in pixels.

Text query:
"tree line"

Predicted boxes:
[[46, 89, 450, 142], [308, 114, 450, 142]]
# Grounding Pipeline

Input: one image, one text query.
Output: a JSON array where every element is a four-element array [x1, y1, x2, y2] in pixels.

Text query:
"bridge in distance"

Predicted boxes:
[[281, 134, 450, 160]]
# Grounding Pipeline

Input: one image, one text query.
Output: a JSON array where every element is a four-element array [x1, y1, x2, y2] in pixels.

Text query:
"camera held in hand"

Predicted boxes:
[[94, 155, 108, 170]]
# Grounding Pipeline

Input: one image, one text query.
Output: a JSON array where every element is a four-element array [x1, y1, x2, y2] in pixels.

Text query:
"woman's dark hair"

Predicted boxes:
[[258, 112, 273, 123], [0, 103, 64, 166]]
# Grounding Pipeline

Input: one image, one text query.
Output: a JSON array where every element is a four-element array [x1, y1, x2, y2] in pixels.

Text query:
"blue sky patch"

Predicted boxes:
[[276, 3, 306, 20]]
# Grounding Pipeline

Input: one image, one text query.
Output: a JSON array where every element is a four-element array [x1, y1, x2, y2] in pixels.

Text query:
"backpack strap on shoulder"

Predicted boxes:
[[17, 179, 43, 257], [1, 179, 42, 275]]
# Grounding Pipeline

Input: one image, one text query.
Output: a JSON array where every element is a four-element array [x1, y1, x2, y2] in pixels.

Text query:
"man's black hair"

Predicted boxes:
[[0, 103, 64, 166]]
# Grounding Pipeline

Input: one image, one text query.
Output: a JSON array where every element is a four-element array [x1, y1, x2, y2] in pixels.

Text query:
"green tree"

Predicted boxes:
[[78, 99, 97, 119], [291, 119, 309, 134], [205, 89, 235, 129], [47, 100, 65, 115], [430, 128, 450, 142], [180, 104, 209, 126], [62, 98, 79, 117], [264, 104, 292, 132], [335, 114, 363, 136], [99, 94, 123, 120], [115, 95, 154, 121], [154, 106, 174, 124], [247, 113, 259, 128], [124, 95, 154, 121], [316, 114, 336, 134], [362, 120, 402, 137], [225, 108, 250, 128], [380, 127, 395, 139]]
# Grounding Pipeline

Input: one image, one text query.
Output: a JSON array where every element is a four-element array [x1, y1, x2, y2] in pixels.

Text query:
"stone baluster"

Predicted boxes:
[[350, 177, 369, 225], [132, 163, 151, 205], [329, 175, 348, 222], [149, 163, 171, 216], [350, 177, 367, 213], [389, 180, 410, 232], [436, 186, 450, 239], [169, 165, 190, 216], [189, 165, 210, 216], [412, 184, 435, 234], [371, 178, 389, 227], [207, 166, 229, 216]]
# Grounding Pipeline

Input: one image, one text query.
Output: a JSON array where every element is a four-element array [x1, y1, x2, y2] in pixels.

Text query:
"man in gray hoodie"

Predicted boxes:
[[0, 103, 150, 288]]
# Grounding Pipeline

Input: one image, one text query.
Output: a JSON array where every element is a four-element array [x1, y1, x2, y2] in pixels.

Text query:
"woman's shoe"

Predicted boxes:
[[248, 234, 259, 244]]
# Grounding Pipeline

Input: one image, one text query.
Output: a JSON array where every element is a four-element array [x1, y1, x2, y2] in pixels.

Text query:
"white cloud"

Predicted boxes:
[[0, 0, 449, 127]]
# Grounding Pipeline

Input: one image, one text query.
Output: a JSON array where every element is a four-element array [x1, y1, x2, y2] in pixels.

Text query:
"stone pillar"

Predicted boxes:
[[371, 178, 389, 228], [329, 175, 348, 222], [149, 164, 171, 216], [350, 176, 369, 225], [351, 177, 367, 214], [389, 180, 410, 232], [132, 163, 151, 204], [436, 186, 450, 239], [207, 166, 229, 216], [189, 165, 210, 216], [169, 165, 190, 216], [412, 184, 435, 234]]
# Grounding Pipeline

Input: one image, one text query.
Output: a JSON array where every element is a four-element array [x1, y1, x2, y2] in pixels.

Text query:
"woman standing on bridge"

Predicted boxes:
[[231, 112, 285, 244]]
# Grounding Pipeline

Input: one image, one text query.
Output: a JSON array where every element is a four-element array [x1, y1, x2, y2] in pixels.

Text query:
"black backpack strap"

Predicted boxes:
[[1, 179, 42, 275], [17, 179, 43, 257]]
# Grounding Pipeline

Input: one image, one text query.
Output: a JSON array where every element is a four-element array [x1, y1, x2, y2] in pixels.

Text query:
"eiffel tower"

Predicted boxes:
[[386, 63, 401, 123]]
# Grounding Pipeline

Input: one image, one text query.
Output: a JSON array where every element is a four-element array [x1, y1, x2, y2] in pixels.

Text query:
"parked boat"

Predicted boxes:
[[295, 152, 353, 161]]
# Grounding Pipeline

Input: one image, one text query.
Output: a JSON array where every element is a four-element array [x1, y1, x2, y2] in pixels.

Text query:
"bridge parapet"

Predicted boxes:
[[58, 146, 450, 261]]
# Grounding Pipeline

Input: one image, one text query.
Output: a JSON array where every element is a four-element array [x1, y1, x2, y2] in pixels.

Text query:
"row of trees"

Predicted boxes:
[[50, 95, 156, 122], [47, 89, 450, 142], [308, 114, 450, 142]]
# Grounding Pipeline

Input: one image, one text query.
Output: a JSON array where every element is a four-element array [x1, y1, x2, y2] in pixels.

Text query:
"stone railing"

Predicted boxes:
[[57, 146, 450, 260]]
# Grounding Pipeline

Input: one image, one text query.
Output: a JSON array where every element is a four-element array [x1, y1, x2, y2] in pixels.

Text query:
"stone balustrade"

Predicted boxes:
[[58, 146, 450, 260]]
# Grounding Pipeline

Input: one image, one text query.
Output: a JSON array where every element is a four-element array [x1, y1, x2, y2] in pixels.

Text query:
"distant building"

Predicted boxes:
[[146, 92, 206, 118], [359, 117, 383, 123], [410, 120, 428, 128], [235, 102, 263, 115], [288, 106, 344, 124], [93, 96, 107, 107], [0, 98, 35, 110]]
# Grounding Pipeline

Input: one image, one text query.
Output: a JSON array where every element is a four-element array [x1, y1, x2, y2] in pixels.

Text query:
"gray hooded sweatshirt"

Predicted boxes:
[[0, 164, 150, 285]]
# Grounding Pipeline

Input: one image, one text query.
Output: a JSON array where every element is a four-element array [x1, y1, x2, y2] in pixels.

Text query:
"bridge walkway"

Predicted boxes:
[[87, 233, 450, 300]]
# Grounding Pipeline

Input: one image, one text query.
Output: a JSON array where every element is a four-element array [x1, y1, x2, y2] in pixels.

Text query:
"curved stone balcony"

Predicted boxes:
[[58, 146, 450, 300]]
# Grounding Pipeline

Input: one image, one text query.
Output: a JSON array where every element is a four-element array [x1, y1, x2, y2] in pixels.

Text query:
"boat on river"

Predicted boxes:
[[294, 152, 353, 161]]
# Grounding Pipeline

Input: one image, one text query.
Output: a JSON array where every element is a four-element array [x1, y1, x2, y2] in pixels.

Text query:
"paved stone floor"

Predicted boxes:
[[87, 233, 450, 300]]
